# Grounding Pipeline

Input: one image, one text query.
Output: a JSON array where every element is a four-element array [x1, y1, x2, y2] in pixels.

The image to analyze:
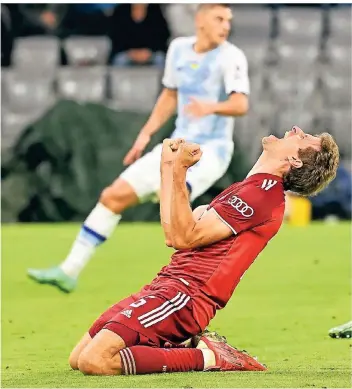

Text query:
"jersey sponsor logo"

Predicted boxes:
[[228, 195, 254, 217], [261, 179, 277, 191], [121, 309, 132, 319]]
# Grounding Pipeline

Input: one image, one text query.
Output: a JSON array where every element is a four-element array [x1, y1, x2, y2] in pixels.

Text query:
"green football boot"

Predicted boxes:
[[27, 266, 77, 293], [329, 321, 352, 339]]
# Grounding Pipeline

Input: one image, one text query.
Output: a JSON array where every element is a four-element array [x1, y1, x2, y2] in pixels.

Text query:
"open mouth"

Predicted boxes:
[[267, 135, 279, 141]]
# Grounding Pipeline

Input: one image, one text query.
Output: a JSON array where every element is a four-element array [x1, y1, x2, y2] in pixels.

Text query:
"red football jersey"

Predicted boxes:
[[155, 173, 285, 327]]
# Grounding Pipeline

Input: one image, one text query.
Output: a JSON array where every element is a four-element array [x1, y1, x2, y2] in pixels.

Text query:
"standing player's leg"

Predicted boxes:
[[27, 145, 163, 292], [27, 179, 138, 292]]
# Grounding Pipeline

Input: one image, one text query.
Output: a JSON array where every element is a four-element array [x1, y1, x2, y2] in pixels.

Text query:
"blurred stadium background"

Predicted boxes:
[[1, 3, 351, 388], [1, 3, 351, 223]]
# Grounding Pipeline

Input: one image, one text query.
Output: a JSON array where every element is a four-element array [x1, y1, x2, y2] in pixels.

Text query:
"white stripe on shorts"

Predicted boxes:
[[138, 292, 182, 320], [137, 292, 190, 328], [143, 296, 191, 328], [140, 293, 188, 326]]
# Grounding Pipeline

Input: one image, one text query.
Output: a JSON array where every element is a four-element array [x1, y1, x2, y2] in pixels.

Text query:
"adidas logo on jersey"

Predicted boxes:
[[261, 179, 277, 191], [121, 309, 132, 319]]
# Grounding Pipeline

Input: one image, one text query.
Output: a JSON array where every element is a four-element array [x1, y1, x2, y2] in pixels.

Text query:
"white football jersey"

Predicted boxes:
[[162, 36, 250, 162]]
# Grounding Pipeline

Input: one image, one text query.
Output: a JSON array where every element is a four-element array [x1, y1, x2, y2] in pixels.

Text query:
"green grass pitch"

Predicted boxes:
[[2, 222, 351, 388]]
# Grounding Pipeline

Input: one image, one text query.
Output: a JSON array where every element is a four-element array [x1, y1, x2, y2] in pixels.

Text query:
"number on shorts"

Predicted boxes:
[[130, 296, 155, 308]]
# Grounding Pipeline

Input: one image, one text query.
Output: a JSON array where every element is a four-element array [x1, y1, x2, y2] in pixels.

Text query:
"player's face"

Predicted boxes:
[[198, 6, 232, 45], [262, 126, 321, 159]]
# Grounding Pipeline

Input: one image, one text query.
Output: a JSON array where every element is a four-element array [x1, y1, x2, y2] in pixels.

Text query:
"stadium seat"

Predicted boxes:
[[249, 72, 263, 97], [295, 78, 318, 107], [274, 109, 316, 138], [329, 109, 352, 157], [1, 110, 44, 151], [109, 67, 162, 112], [268, 72, 297, 109], [235, 112, 272, 163], [325, 44, 352, 78], [231, 5, 272, 43], [57, 66, 107, 102], [323, 74, 351, 109], [276, 44, 320, 76], [1, 67, 10, 106], [270, 72, 319, 115], [4, 71, 55, 114], [12, 36, 60, 75], [327, 6, 352, 46], [277, 7, 323, 47], [230, 6, 273, 68], [164, 4, 198, 38], [63, 36, 111, 66], [236, 41, 268, 75], [2, 110, 36, 135]]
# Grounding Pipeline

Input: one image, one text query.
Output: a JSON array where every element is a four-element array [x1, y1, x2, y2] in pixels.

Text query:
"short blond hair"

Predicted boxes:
[[197, 4, 231, 12], [283, 133, 340, 196]]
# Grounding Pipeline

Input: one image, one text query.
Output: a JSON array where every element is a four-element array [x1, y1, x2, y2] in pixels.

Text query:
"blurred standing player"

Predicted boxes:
[[28, 4, 250, 292], [69, 126, 339, 376]]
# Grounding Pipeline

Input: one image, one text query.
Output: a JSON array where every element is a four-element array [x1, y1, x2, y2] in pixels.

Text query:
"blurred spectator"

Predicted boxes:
[[1, 4, 13, 66], [164, 4, 198, 38], [15, 4, 69, 37], [311, 164, 352, 220], [63, 4, 116, 36], [109, 4, 170, 68]]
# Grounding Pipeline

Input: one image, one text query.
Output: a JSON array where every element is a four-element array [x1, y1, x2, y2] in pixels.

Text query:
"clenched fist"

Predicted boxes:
[[161, 138, 185, 165], [175, 142, 203, 169]]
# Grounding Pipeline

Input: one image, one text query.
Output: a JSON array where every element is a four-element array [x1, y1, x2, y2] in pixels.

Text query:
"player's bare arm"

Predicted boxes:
[[211, 93, 248, 116], [192, 205, 209, 221], [123, 88, 178, 166], [185, 93, 248, 119], [170, 143, 233, 250], [160, 138, 184, 246]]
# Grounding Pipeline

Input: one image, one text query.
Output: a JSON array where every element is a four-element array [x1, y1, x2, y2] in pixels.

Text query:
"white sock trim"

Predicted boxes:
[[85, 203, 121, 239], [60, 203, 121, 278], [200, 348, 216, 370]]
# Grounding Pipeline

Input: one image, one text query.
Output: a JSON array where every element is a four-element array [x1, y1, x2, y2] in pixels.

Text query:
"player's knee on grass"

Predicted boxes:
[[69, 353, 79, 371], [78, 353, 123, 376], [69, 333, 92, 370], [99, 179, 138, 214], [77, 329, 125, 375]]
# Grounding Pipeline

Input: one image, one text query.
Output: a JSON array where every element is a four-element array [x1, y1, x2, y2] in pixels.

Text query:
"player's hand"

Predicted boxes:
[[184, 97, 214, 119], [161, 138, 185, 166], [175, 142, 203, 169], [123, 133, 151, 166]]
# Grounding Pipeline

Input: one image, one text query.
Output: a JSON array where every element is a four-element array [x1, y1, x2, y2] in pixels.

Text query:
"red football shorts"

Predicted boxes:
[[88, 283, 202, 348]]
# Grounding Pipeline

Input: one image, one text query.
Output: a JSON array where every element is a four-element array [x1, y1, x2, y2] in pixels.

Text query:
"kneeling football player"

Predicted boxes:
[[70, 128, 339, 375]]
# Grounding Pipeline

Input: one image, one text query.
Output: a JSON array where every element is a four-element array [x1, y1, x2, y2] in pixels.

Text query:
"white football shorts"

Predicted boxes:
[[120, 143, 232, 202]]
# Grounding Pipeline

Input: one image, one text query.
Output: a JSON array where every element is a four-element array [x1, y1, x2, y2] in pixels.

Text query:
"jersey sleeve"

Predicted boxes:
[[162, 39, 178, 90], [212, 185, 271, 234], [223, 48, 250, 96]]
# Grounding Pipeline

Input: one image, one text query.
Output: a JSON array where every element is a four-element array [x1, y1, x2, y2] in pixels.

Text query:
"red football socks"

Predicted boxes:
[[119, 346, 205, 375]]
